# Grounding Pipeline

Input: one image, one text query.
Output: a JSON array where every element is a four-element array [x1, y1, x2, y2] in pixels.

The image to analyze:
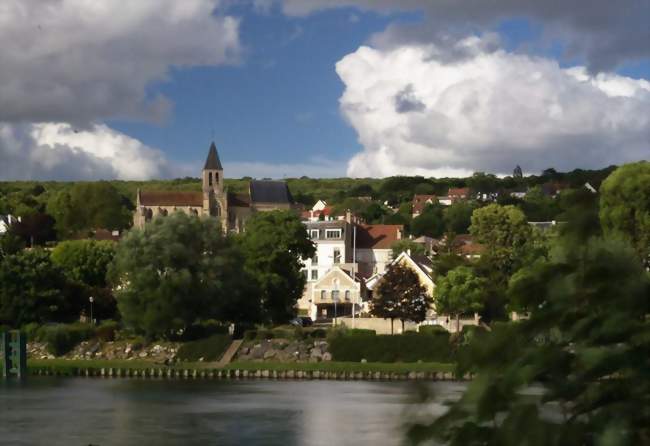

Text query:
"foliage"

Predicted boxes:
[[0, 230, 25, 257], [372, 263, 432, 333], [95, 319, 119, 342], [443, 201, 475, 234], [434, 266, 488, 332], [240, 210, 315, 324], [599, 161, 650, 265], [0, 249, 75, 326], [470, 204, 531, 254], [411, 205, 445, 238], [10, 212, 57, 247], [110, 212, 260, 339], [47, 182, 132, 237], [51, 240, 116, 287], [328, 331, 452, 363], [407, 236, 650, 445], [38, 323, 96, 356], [390, 239, 426, 258], [175, 334, 232, 362]]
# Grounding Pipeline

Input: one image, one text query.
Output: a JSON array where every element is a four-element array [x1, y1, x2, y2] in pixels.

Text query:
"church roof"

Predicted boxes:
[[203, 142, 223, 170], [227, 191, 250, 208], [250, 180, 293, 204], [139, 191, 203, 207]]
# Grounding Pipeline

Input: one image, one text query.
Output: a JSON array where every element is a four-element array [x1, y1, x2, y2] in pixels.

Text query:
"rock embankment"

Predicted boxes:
[[235, 339, 331, 363], [28, 341, 179, 362]]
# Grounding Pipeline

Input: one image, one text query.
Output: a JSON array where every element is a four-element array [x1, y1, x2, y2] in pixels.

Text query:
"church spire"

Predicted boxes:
[[204, 142, 223, 170]]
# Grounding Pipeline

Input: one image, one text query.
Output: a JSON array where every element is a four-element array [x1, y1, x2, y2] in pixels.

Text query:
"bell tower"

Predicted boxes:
[[202, 142, 225, 219]]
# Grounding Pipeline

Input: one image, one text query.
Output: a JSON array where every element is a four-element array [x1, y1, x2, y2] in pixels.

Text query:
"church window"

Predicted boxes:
[[209, 172, 213, 186], [215, 172, 219, 183]]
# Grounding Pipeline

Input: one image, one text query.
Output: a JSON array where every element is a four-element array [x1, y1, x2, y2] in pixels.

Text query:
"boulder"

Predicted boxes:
[[322, 352, 332, 362]]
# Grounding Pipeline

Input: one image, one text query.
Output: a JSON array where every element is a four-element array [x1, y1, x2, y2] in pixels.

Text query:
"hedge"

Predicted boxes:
[[37, 323, 96, 356], [176, 334, 232, 362], [328, 331, 452, 363]]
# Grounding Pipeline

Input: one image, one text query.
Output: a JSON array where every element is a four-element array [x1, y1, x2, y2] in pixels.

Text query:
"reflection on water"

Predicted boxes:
[[0, 377, 465, 446]]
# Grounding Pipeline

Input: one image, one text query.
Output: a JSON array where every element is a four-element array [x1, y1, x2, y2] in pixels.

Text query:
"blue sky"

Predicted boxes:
[[1, 0, 648, 181], [109, 6, 415, 176]]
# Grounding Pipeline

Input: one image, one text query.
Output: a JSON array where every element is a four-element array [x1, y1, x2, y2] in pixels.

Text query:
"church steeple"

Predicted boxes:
[[202, 142, 223, 195]]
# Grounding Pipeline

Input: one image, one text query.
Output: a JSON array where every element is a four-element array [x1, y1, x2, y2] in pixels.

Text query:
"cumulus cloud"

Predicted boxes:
[[275, 0, 649, 72], [0, 123, 176, 180], [337, 36, 650, 178], [0, 0, 240, 124]]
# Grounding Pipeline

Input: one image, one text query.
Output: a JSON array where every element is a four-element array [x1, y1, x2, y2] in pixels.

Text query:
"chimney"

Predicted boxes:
[[397, 228, 402, 240], [345, 209, 352, 223]]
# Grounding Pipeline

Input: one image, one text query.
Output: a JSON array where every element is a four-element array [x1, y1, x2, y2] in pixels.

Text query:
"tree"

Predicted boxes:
[[48, 182, 131, 238], [11, 212, 57, 247], [0, 249, 71, 326], [110, 212, 259, 339], [391, 239, 425, 258], [521, 186, 559, 221], [0, 230, 25, 257], [411, 205, 445, 238], [372, 263, 431, 334], [408, 236, 650, 445], [239, 210, 315, 324], [444, 201, 475, 234], [599, 161, 650, 266], [513, 165, 523, 178], [434, 266, 487, 332], [51, 240, 116, 288]]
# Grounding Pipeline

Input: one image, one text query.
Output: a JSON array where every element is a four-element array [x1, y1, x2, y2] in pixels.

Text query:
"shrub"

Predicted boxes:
[[418, 325, 449, 335], [95, 320, 119, 342], [308, 328, 327, 339], [21, 322, 41, 340], [40, 323, 95, 356], [270, 327, 294, 339], [328, 331, 451, 363], [174, 320, 229, 341], [243, 329, 257, 341], [176, 334, 232, 362]]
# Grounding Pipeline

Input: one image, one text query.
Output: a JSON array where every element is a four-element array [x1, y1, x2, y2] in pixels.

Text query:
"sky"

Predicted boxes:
[[0, 0, 648, 181]]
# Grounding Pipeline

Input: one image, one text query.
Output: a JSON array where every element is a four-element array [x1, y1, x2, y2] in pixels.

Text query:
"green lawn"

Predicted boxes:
[[28, 358, 454, 375]]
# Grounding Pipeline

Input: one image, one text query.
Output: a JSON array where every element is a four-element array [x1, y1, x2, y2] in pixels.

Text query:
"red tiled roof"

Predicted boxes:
[[356, 224, 403, 249], [140, 191, 203, 207], [412, 194, 437, 214], [448, 187, 470, 198]]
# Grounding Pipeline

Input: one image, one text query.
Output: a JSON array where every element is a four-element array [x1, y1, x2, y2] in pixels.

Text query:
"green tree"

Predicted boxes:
[[372, 263, 430, 334], [444, 201, 475, 234], [408, 236, 650, 445], [521, 186, 559, 221], [0, 230, 25, 257], [240, 210, 315, 324], [110, 212, 258, 339], [434, 266, 487, 332], [0, 249, 71, 326], [411, 205, 445, 238], [51, 240, 116, 288], [48, 182, 131, 238], [391, 239, 426, 258], [599, 161, 650, 265]]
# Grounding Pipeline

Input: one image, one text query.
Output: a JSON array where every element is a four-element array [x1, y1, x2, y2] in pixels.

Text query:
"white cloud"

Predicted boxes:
[[275, 0, 649, 71], [0, 0, 240, 124], [337, 36, 650, 178], [0, 122, 176, 180]]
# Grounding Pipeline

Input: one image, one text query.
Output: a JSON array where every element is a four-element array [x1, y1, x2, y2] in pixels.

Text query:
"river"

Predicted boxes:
[[1, 377, 465, 445]]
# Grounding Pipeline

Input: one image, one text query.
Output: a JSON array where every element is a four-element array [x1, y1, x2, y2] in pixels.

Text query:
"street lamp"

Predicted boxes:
[[89, 296, 94, 325]]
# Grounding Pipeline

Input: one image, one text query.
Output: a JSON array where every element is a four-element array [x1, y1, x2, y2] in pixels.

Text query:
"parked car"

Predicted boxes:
[[299, 317, 313, 327], [289, 317, 303, 327]]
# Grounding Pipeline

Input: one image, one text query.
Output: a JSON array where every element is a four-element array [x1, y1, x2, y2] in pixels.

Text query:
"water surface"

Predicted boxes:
[[1, 377, 465, 445]]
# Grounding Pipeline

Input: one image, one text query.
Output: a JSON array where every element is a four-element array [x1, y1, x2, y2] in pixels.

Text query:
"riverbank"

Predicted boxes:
[[27, 359, 460, 381]]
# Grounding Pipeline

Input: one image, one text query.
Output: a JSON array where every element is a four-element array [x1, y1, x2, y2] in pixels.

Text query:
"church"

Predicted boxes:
[[133, 142, 295, 231]]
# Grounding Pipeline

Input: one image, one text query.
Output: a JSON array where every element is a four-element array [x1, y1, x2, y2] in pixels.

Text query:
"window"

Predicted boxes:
[[208, 172, 213, 186], [331, 290, 340, 301], [309, 229, 319, 239], [311, 255, 318, 265], [325, 229, 342, 239], [215, 172, 219, 184], [333, 248, 341, 264], [320, 290, 326, 300], [311, 270, 318, 280], [345, 290, 350, 301]]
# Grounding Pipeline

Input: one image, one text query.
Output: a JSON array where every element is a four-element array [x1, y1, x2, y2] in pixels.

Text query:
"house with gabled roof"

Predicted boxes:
[[133, 142, 295, 232], [411, 194, 437, 217]]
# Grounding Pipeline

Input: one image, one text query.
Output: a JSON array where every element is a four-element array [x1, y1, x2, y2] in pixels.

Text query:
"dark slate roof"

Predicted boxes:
[[140, 191, 203, 207], [227, 191, 251, 208], [203, 142, 223, 170], [249, 180, 293, 204]]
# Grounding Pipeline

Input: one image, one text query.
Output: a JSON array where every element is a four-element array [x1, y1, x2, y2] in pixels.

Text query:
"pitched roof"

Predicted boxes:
[[412, 194, 437, 214], [448, 187, 469, 198], [203, 142, 223, 170], [250, 180, 293, 204], [228, 191, 250, 208], [139, 191, 203, 207], [356, 224, 403, 249]]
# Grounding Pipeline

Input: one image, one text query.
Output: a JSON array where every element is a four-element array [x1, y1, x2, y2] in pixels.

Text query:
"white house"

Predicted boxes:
[[0, 215, 19, 236], [312, 200, 328, 211], [354, 224, 403, 278], [298, 266, 362, 321]]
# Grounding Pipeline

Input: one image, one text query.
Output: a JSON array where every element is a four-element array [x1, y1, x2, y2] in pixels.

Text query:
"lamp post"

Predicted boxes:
[[89, 296, 94, 325]]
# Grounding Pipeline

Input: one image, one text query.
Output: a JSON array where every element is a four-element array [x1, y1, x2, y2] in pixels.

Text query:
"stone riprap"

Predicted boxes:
[[28, 341, 179, 363], [235, 339, 331, 363]]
